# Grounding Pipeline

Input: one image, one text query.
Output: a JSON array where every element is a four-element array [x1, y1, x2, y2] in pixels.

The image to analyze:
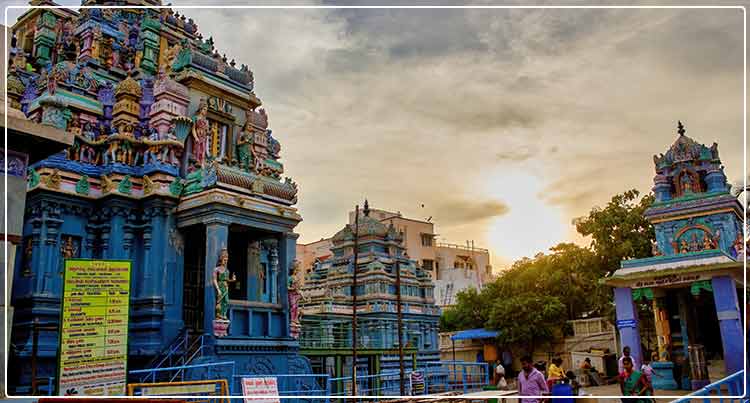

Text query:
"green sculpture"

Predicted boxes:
[[213, 249, 236, 320]]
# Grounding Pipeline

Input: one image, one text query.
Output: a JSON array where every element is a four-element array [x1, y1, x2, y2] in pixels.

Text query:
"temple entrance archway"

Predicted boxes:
[[183, 225, 206, 333]]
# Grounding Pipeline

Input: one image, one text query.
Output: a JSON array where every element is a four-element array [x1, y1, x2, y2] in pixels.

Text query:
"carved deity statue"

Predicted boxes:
[[703, 233, 714, 250], [165, 41, 182, 73], [679, 239, 689, 254], [688, 233, 700, 252], [681, 174, 694, 195], [651, 240, 661, 256], [733, 233, 745, 258], [288, 260, 303, 339], [60, 236, 77, 260], [213, 249, 236, 320], [191, 99, 210, 168], [236, 119, 257, 172]]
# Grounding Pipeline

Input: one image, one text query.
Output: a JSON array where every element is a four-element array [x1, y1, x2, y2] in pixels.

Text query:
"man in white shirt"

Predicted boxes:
[[495, 360, 507, 389]]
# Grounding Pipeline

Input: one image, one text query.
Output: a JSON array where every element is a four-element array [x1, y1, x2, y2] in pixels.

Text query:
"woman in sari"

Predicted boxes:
[[619, 356, 654, 403]]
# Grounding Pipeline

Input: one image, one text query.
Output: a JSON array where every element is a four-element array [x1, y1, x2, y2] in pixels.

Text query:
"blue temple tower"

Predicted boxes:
[[7, 0, 312, 394], [606, 122, 744, 390], [298, 201, 440, 393]]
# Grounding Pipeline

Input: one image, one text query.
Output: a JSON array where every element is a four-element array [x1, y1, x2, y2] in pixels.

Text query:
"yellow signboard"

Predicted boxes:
[[58, 259, 131, 396]]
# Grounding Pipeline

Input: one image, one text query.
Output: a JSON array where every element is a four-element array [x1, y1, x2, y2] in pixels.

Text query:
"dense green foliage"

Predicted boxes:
[[440, 190, 656, 353]]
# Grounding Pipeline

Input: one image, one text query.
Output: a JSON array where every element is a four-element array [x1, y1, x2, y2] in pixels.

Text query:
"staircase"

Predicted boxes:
[[137, 328, 207, 383]]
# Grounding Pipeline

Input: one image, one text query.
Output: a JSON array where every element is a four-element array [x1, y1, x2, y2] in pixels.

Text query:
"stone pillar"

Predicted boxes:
[[277, 232, 304, 337], [711, 276, 743, 375], [613, 287, 643, 368], [204, 220, 229, 336], [103, 205, 130, 260]]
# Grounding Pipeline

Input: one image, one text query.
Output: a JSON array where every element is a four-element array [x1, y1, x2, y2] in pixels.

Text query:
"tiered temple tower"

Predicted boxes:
[[8, 0, 309, 394], [607, 122, 744, 391], [298, 202, 440, 389]]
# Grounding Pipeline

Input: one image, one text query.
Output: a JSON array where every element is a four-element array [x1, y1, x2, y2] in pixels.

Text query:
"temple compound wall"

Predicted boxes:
[[7, 1, 311, 394]]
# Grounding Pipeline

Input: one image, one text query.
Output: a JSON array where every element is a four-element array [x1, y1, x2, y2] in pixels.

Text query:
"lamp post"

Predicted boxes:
[[395, 257, 405, 395], [351, 204, 360, 396]]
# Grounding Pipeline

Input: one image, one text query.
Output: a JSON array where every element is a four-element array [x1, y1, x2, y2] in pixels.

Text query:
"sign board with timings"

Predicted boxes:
[[57, 259, 131, 396]]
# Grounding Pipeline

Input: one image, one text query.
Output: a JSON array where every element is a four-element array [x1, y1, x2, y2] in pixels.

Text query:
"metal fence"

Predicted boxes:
[[129, 361, 236, 388], [672, 370, 746, 403]]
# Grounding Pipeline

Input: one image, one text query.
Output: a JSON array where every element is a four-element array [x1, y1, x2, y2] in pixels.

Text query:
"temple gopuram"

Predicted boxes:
[[606, 122, 744, 391], [298, 201, 440, 393], [7, 0, 312, 395]]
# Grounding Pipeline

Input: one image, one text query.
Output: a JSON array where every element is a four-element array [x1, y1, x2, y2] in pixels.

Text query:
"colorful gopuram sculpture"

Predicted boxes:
[[607, 122, 744, 391], [8, 0, 309, 395], [298, 201, 441, 387]]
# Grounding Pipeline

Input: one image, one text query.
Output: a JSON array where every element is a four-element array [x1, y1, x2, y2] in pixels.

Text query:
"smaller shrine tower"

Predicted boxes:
[[299, 201, 440, 390], [607, 122, 744, 391]]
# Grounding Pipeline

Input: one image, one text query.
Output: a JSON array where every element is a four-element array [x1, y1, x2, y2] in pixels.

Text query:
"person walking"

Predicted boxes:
[[495, 359, 508, 390], [618, 346, 632, 374], [619, 356, 654, 403], [547, 357, 566, 388], [518, 355, 549, 403]]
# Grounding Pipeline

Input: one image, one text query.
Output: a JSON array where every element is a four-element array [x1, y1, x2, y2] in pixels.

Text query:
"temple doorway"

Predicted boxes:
[[182, 225, 206, 333], [691, 292, 723, 360]]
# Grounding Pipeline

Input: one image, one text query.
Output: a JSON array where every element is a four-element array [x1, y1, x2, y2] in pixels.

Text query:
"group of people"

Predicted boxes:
[[489, 346, 657, 403]]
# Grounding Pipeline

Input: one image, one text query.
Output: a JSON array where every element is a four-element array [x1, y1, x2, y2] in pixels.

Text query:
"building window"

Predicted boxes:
[[420, 233, 433, 247], [422, 259, 434, 272]]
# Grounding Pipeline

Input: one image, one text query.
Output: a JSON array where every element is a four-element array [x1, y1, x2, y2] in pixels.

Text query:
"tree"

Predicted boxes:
[[575, 189, 655, 276], [439, 287, 487, 332]]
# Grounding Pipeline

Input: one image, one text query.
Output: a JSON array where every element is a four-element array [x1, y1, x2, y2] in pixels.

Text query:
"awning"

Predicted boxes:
[[450, 328, 499, 341]]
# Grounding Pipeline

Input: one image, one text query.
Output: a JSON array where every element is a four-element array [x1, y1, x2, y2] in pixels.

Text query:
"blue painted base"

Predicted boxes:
[[681, 376, 690, 390], [691, 379, 710, 390], [651, 361, 679, 390]]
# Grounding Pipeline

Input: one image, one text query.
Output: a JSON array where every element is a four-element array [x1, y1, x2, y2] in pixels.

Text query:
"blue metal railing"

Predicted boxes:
[[138, 333, 207, 383], [673, 370, 746, 403], [129, 361, 236, 392], [419, 360, 489, 394], [326, 360, 489, 397]]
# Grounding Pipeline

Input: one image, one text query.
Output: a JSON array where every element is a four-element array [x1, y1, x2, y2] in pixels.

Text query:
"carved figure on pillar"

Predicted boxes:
[[191, 99, 210, 169], [288, 260, 303, 339], [213, 248, 235, 321]]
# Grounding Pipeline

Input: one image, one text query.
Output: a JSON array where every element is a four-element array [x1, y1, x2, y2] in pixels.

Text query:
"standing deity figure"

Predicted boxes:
[[288, 260, 303, 339], [651, 240, 661, 256], [688, 233, 700, 252], [702, 233, 714, 250], [236, 119, 255, 171], [213, 249, 236, 320], [679, 239, 689, 254], [60, 236, 77, 275], [60, 236, 77, 259], [681, 174, 694, 195], [192, 99, 210, 168], [733, 234, 745, 259]]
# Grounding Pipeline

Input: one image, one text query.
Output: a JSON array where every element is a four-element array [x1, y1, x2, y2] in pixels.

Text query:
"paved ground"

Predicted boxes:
[[465, 360, 726, 403]]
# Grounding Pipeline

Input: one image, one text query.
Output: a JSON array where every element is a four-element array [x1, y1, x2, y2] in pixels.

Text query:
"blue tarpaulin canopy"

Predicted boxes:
[[450, 328, 499, 341]]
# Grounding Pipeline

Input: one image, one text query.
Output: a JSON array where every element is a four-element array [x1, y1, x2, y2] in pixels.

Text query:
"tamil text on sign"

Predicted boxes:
[[241, 377, 280, 403], [58, 259, 131, 396]]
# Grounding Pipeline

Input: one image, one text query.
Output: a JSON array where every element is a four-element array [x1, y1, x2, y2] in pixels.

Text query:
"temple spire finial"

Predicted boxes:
[[363, 199, 370, 217], [677, 120, 685, 136]]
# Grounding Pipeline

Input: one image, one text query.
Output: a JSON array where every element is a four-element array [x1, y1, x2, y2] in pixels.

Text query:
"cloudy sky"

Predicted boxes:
[[3, 2, 746, 268]]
